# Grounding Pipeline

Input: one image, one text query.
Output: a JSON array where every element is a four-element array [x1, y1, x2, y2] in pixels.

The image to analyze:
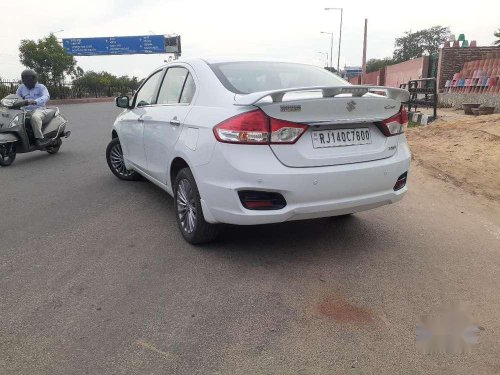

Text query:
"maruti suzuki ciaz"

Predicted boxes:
[[107, 58, 411, 244]]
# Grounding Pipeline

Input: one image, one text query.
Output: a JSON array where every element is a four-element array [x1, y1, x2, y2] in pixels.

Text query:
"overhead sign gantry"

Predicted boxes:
[[62, 35, 181, 56]]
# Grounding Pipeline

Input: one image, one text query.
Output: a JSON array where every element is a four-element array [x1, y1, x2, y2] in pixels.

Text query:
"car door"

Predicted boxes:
[[119, 69, 163, 170], [143, 66, 196, 183]]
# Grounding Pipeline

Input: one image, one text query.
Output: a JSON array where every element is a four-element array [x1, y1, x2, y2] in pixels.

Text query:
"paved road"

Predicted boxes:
[[1, 103, 499, 374]]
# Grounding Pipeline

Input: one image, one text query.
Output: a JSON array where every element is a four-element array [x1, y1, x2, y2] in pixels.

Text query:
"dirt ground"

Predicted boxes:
[[406, 109, 500, 201]]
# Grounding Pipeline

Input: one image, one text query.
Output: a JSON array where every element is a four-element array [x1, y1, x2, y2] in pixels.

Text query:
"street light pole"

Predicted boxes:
[[317, 52, 329, 68], [320, 31, 334, 69], [325, 7, 343, 73], [49, 30, 64, 46], [49, 29, 64, 37]]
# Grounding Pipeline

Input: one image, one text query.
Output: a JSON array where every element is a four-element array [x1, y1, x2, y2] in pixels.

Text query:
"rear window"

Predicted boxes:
[[209, 61, 348, 94]]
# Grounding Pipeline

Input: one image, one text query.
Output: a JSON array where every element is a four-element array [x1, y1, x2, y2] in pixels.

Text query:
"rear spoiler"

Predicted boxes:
[[234, 85, 410, 106]]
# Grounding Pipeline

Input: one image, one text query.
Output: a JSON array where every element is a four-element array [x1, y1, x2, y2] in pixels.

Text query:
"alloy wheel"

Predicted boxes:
[[176, 178, 197, 234], [109, 143, 134, 177]]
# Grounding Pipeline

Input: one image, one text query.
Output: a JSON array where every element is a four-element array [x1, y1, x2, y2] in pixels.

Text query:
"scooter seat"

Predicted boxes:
[[42, 108, 57, 125]]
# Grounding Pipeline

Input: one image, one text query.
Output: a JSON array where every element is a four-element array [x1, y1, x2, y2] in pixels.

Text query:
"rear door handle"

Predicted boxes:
[[170, 117, 181, 126], [138, 116, 144, 123]]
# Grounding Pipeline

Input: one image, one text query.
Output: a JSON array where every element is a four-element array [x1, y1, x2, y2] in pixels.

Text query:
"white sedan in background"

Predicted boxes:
[[107, 58, 411, 244]]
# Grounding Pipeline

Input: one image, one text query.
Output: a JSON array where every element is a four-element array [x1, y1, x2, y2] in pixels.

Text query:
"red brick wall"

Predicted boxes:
[[348, 75, 361, 85], [348, 68, 385, 85], [348, 57, 427, 87], [364, 69, 385, 85], [436, 46, 500, 91], [384, 57, 429, 88]]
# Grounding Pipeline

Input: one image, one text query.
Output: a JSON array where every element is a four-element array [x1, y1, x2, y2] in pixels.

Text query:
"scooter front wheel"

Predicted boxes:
[[0, 143, 16, 167]]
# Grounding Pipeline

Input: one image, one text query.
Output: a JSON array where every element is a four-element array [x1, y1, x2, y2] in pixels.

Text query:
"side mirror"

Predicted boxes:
[[116, 96, 130, 108]]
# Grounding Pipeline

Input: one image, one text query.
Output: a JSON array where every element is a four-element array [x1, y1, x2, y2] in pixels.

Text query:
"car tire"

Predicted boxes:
[[106, 138, 140, 181], [174, 167, 219, 244]]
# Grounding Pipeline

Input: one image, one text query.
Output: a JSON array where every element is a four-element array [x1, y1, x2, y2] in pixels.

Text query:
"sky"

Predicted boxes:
[[0, 0, 498, 80]]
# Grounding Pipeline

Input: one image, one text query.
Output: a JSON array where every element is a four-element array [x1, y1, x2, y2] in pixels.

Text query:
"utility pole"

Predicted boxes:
[[329, 34, 333, 70], [361, 18, 368, 84], [337, 9, 343, 73], [324, 8, 343, 73]]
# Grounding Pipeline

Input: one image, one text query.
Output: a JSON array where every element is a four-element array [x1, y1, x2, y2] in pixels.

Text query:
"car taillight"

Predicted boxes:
[[213, 109, 307, 145], [270, 118, 308, 144], [376, 106, 408, 137], [213, 110, 269, 144]]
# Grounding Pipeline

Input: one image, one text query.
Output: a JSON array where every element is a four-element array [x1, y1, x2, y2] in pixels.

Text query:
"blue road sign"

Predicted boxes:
[[62, 35, 168, 56]]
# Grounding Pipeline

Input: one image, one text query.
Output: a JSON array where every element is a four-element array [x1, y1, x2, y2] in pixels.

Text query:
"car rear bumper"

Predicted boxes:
[[195, 137, 411, 225]]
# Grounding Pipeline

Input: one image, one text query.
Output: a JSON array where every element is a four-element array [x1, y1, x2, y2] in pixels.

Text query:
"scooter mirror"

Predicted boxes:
[[116, 96, 130, 109]]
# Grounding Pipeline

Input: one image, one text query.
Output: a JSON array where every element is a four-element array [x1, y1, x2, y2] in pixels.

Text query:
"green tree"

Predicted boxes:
[[494, 28, 500, 45], [366, 57, 394, 73], [73, 71, 140, 97], [74, 66, 85, 79], [19, 34, 77, 85], [393, 26, 450, 63]]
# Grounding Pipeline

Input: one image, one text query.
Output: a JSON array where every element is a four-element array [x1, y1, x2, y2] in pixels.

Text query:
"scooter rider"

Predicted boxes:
[[15, 69, 52, 148]]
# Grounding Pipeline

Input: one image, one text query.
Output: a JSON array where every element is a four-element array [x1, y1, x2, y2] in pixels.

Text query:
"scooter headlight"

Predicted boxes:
[[9, 114, 24, 128]]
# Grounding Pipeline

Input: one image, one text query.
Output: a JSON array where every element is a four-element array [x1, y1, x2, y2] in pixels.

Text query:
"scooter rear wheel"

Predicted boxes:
[[46, 138, 62, 154], [0, 143, 16, 167]]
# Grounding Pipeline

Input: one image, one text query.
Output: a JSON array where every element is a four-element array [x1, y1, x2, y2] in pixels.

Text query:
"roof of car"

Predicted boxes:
[[164, 57, 301, 66], [203, 57, 296, 64]]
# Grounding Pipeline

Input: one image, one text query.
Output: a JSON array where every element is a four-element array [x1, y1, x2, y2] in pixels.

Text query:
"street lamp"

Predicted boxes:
[[320, 31, 334, 69], [317, 52, 329, 68], [325, 7, 343, 73], [50, 29, 64, 35]]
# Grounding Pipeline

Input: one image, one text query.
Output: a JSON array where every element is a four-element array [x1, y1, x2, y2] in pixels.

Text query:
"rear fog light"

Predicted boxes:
[[238, 190, 287, 210]]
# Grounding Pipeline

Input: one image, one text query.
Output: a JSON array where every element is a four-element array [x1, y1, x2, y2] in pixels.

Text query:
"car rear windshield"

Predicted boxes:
[[209, 61, 348, 94]]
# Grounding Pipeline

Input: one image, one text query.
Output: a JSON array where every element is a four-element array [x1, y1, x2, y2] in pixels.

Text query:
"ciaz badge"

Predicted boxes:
[[280, 105, 301, 112]]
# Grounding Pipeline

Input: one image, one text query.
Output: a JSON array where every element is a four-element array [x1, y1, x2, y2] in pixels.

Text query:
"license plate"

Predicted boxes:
[[312, 128, 371, 148]]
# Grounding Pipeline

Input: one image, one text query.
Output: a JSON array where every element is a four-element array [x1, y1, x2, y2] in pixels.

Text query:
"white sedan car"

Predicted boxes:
[[107, 58, 411, 244]]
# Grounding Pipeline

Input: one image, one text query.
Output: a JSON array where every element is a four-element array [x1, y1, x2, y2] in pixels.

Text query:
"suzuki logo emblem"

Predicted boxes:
[[346, 100, 357, 112]]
